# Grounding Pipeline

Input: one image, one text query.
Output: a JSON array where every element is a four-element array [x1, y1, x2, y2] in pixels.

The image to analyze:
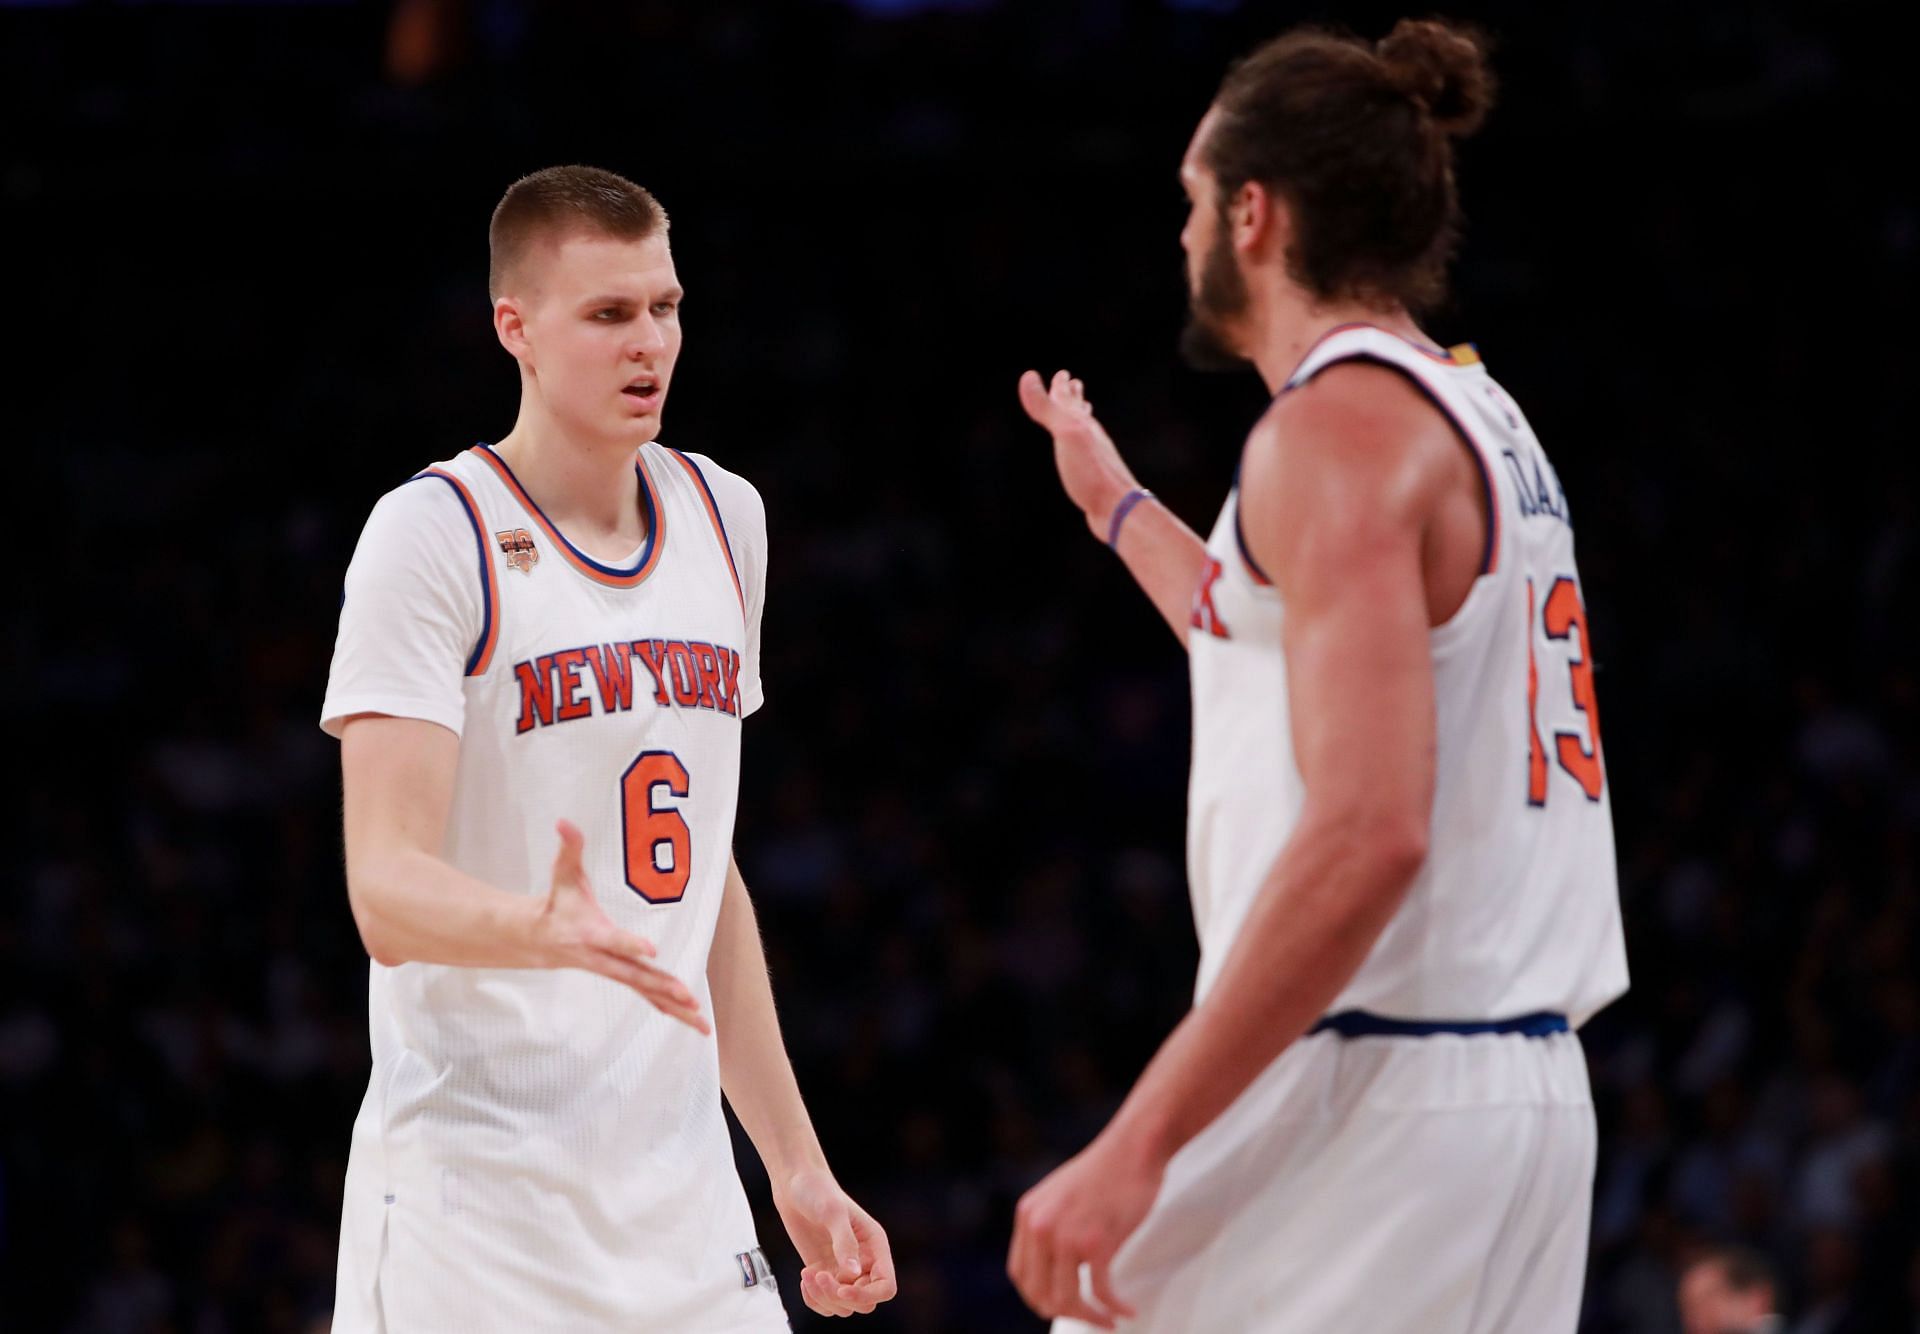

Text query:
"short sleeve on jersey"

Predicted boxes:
[[679, 451, 768, 718], [320, 475, 489, 739]]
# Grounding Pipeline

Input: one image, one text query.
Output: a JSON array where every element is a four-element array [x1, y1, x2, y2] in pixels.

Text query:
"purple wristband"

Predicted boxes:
[[1106, 487, 1153, 549]]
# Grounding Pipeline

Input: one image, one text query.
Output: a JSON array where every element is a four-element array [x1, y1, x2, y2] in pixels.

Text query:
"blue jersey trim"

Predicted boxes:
[[1227, 461, 1274, 586], [1231, 509, 1272, 585], [1228, 458, 1274, 583], [1310, 1009, 1569, 1039], [407, 472, 495, 677]]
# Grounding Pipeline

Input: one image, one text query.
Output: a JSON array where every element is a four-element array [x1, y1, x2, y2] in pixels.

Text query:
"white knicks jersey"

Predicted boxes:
[[1186, 324, 1629, 1028], [320, 441, 786, 1332]]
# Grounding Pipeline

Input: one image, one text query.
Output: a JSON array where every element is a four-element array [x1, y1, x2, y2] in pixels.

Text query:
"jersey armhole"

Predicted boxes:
[[664, 448, 747, 616], [410, 468, 501, 675], [1228, 461, 1276, 587], [1295, 352, 1501, 577]]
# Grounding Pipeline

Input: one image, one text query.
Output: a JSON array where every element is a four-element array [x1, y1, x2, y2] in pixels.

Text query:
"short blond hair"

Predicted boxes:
[[488, 165, 668, 300]]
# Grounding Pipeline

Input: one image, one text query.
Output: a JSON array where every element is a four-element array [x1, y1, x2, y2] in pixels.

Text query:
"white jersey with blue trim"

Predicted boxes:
[[1185, 324, 1628, 1029], [319, 441, 788, 1332]]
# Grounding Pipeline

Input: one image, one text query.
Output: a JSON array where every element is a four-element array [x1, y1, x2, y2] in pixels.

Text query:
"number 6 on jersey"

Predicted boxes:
[[622, 750, 692, 902]]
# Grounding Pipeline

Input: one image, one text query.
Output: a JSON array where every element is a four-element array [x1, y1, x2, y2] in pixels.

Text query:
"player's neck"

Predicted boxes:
[[1244, 298, 1429, 393], [491, 415, 648, 552]]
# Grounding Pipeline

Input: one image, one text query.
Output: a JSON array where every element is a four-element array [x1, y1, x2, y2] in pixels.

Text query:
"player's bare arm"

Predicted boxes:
[[339, 712, 709, 1033], [707, 853, 897, 1318], [1019, 369, 1209, 647], [1008, 363, 1473, 1326]]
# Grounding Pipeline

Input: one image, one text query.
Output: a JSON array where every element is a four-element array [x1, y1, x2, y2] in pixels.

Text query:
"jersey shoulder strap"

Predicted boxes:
[[1284, 322, 1480, 390]]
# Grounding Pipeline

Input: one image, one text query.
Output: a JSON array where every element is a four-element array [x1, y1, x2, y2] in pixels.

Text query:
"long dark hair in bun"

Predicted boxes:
[[1201, 18, 1497, 313], [1378, 18, 1496, 138]]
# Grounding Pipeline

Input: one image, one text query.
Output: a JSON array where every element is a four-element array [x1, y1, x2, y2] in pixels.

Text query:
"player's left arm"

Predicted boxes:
[[1008, 364, 1454, 1328], [709, 854, 897, 1318]]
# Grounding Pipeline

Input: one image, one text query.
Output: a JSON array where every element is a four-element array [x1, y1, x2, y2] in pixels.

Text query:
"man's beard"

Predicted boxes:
[[1179, 223, 1251, 372]]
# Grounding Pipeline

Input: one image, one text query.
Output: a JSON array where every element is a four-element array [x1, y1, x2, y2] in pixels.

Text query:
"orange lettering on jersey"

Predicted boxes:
[[689, 642, 722, 711], [665, 641, 700, 706], [632, 639, 673, 705], [1542, 577, 1604, 800], [586, 643, 635, 713], [1191, 557, 1231, 639], [511, 638, 746, 731], [553, 648, 593, 721], [1526, 580, 1548, 807], [716, 647, 742, 716], [515, 657, 554, 734]]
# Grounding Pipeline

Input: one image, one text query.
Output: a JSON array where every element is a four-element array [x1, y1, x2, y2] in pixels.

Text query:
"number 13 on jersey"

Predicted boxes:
[[1526, 576, 1604, 806]]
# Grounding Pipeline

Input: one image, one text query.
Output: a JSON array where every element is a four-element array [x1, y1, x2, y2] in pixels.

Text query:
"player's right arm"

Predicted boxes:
[[338, 719, 704, 1031], [324, 481, 706, 1031], [1019, 370, 1208, 647]]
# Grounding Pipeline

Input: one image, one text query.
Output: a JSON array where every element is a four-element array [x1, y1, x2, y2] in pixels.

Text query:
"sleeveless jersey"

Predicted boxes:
[[1186, 325, 1628, 1027], [319, 441, 781, 1331]]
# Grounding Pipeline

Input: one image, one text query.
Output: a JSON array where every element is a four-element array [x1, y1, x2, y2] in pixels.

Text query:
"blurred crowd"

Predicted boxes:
[[6, 1, 1916, 1330]]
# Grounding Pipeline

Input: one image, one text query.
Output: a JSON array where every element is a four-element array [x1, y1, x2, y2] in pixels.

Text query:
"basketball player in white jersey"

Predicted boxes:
[[1008, 21, 1627, 1332], [320, 166, 895, 1331]]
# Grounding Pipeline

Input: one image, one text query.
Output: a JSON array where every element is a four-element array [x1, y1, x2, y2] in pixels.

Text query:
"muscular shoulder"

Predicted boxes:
[[1250, 360, 1461, 519], [1244, 362, 1466, 545], [1242, 358, 1488, 616]]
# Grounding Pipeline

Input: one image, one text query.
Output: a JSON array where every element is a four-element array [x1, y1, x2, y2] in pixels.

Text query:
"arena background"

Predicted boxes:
[[7, 0, 1916, 1329]]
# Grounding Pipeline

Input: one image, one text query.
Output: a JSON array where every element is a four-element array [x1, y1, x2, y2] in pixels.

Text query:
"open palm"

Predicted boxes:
[[1018, 368, 1138, 536]]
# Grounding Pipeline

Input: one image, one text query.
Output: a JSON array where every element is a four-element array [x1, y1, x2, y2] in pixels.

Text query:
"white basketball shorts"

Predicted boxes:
[[1056, 1024, 1595, 1334]]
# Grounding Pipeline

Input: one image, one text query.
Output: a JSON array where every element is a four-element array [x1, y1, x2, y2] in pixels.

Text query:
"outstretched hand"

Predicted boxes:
[[536, 819, 710, 1035], [1018, 369, 1140, 539], [775, 1167, 897, 1318]]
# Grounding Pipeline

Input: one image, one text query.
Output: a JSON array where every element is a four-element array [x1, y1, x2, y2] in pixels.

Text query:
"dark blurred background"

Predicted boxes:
[[6, 0, 1917, 1330]]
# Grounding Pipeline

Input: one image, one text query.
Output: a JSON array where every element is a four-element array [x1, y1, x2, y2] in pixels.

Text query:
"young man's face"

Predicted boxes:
[[509, 229, 683, 445]]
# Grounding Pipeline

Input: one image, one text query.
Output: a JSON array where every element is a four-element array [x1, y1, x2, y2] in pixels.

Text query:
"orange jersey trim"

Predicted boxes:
[[664, 449, 745, 616], [420, 466, 501, 675]]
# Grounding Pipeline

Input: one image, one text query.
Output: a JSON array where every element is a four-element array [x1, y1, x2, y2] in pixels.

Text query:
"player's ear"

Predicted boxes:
[[1235, 181, 1286, 259], [493, 296, 530, 360]]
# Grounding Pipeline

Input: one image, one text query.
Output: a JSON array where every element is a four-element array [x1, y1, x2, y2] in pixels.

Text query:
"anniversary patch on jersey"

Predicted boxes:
[[512, 639, 745, 733], [495, 527, 539, 573]]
